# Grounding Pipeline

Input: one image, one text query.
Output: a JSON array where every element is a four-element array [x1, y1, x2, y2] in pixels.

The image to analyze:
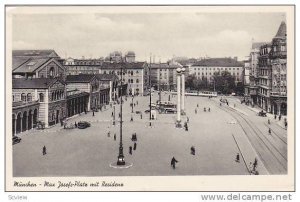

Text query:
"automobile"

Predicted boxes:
[[144, 109, 150, 113], [165, 108, 177, 114], [77, 121, 91, 129], [12, 136, 21, 145], [135, 111, 141, 114], [257, 111, 267, 117]]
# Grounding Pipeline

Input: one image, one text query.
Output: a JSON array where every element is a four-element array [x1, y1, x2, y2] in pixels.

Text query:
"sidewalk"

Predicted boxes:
[[244, 104, 287, 130]]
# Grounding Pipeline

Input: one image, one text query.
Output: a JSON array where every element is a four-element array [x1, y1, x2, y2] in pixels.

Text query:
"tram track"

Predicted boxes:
[[215, 102, 287, 174]]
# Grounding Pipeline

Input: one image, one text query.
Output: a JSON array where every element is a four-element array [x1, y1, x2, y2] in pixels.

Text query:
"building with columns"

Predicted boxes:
[[12, 78, 67, 131]]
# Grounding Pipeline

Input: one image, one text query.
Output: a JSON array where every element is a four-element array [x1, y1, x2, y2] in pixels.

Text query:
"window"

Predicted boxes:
[[131, 79, 133, 83], [27, 93, 32, 102], [13, 95, 15, 102], [39, 93, 44, 102], [128, 79, 131, 83], [136, 79, 139, 83], [21, 93, 26, 102], [49, 67, 55, 77]]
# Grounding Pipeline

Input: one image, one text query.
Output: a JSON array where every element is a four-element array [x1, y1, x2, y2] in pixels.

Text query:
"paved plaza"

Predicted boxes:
[[13, 92, 287, 176]]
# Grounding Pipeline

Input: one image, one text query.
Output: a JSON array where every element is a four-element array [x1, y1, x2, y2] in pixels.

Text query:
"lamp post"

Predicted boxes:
[[181, 67, 186, 115], [149, 56, 152, 126], [176, 68, 182, 128], [131, 96, 134, 113], [117, 65, 125, 166], [112, 105, 115, 125]]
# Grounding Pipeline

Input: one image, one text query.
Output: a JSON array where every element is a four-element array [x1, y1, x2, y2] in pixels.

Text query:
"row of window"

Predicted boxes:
[[193, 67, 240, 71], [51, 90, 65, 101], [13, 93, 33, 102], [128, 79, 139, 83]]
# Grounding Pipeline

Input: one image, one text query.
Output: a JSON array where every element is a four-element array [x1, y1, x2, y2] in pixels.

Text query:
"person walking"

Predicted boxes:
[[42, 145, 47, 155], [208, 108, 210, 112], [107, 131, 111, 137], [195, 108, 197, 114], [75, 122, 77, 128], [114, 133, 116, 141], [130, 116, 133, 122], [171, 157, 178, 169], [133, 142, 137, 150], [140, 113, 143, 119], [274, 114, 277, 120], [197, 104, 199, 108], [268, 119, 271, 124], [129, 146, 132, 155], [279, 114, 282, 121], [285, 121, 288, 129], [235, 153, 240, 163], [111, 111, 114, 117], [190, 146, 195, 155], [268, 128, 271, 135], [92, 110, 95, 116]]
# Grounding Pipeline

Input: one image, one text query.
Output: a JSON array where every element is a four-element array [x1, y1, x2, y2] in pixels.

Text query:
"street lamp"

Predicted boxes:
[[117, 65, 125, 166]]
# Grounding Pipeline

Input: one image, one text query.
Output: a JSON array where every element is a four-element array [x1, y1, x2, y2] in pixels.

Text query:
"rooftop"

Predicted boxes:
[[66, 74, 96, 83], [274, 21, 287, 39], [13, 78, 60, 89], [192, 58, 243, 67], [13, 50, 60, 58]]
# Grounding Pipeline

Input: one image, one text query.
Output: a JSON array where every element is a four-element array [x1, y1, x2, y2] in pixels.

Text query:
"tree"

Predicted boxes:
[[213, 71, 236, 94]]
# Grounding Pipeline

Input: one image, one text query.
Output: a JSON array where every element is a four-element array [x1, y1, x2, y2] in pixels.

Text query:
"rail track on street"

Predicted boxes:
[[215, 102, 287, 174]]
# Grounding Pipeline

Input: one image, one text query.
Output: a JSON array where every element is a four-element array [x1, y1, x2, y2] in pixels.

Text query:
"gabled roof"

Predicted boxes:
[[274, 21, 286, 39], [66, 74, 96, 83], [13, 78, 61, 89], [12, 57, 30, 71], [95, 74, 119, 81], [192, 58, 243, 67], [13, 58, 51, 73], [13, 50, 60, 58]]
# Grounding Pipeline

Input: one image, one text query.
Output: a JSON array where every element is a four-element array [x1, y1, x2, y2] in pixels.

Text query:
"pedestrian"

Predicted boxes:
[[191, 146, 195, 155], [204, 107, 206, 112], [152, 114, 155, 120], [134, 103, 136, 107], [107, 131, 111, 137], [274, 114, 277, 120], [268, 119, 270, 124], [60, 118, 63, 126], [279, 114, 282, 121], [268, 128, 271, 135], [140, 113, 143, 119], [195, 108, 197, 114], [187, 117, 189, 123], [114, 133, 116, 141], [253, 158, 258, 170], [129, 146, 132, 155], [75, 122, 77, 128], [235, 153, 240, 163], [171, 157, 178, 169], [133, 142, 137, 150], [208, 108, 210, 112], [130, 116, 133, 122], [285, 121, 288, 129], [111, 111, 114, 117], [197, 104, 199, 108], [119, 113, 121, 118], [93, 110, 95, 116], [42, 145, 47, 155]]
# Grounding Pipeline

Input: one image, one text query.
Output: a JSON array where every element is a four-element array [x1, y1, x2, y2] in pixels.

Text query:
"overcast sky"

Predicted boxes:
[[12, 12, 285, 62]]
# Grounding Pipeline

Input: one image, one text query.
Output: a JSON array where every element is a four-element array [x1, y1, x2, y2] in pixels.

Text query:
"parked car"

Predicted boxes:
[[12, 136, 21, 145], [165, 108, 177, 114], [77, 121, 91, 129], [257, 111, 267, 117], [144, 109, 150, 113]]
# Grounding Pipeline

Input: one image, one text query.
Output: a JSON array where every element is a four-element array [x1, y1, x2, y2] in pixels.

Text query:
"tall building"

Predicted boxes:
[[270, 21, 287, 115], [257, 21, 287, 115], [124, 51, 136, 63], [149, 62, 183, 91]]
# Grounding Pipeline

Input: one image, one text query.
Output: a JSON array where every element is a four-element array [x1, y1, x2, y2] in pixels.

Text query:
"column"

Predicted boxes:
[[277, 102, 281, 115], [14, 118, 17, 135], [181, 67, 186, 115], [176, 68, 182, 127], [109, 81, 113, 102]]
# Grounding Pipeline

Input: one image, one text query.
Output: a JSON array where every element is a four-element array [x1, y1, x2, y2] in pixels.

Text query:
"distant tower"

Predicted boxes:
[[125, 51, 135, 63]]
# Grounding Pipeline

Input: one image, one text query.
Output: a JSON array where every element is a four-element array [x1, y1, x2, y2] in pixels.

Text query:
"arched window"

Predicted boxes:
[[27, 93, 32, 102], [39, 93, 44, 102], [21, 93, 26, 102], [49, 67, 55, 77], [52, 92, 55, 101], [131, 71, 133, 76], [131, 79, 133, 83]]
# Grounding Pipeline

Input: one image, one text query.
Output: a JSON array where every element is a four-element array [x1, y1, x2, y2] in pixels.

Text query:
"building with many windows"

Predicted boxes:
[[149, 62, 183, 91], [190, 57, 244, 84]]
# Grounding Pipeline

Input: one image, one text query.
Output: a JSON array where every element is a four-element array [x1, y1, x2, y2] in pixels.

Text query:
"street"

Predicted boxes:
[[13, 92, 287, 176]]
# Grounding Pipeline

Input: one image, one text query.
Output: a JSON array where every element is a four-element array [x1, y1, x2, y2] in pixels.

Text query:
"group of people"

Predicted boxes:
[[171, 146, 196, 169], [129, 133, 138, 155], [235, 153, 259, 175]]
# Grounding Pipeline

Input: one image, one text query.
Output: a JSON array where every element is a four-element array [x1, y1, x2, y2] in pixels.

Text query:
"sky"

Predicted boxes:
[[12, 11, 285, 62]]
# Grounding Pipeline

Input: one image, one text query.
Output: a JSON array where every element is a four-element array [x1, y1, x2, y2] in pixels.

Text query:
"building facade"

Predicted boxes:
[[190, 58, 244, 84], [13, 78, 67, 129]]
